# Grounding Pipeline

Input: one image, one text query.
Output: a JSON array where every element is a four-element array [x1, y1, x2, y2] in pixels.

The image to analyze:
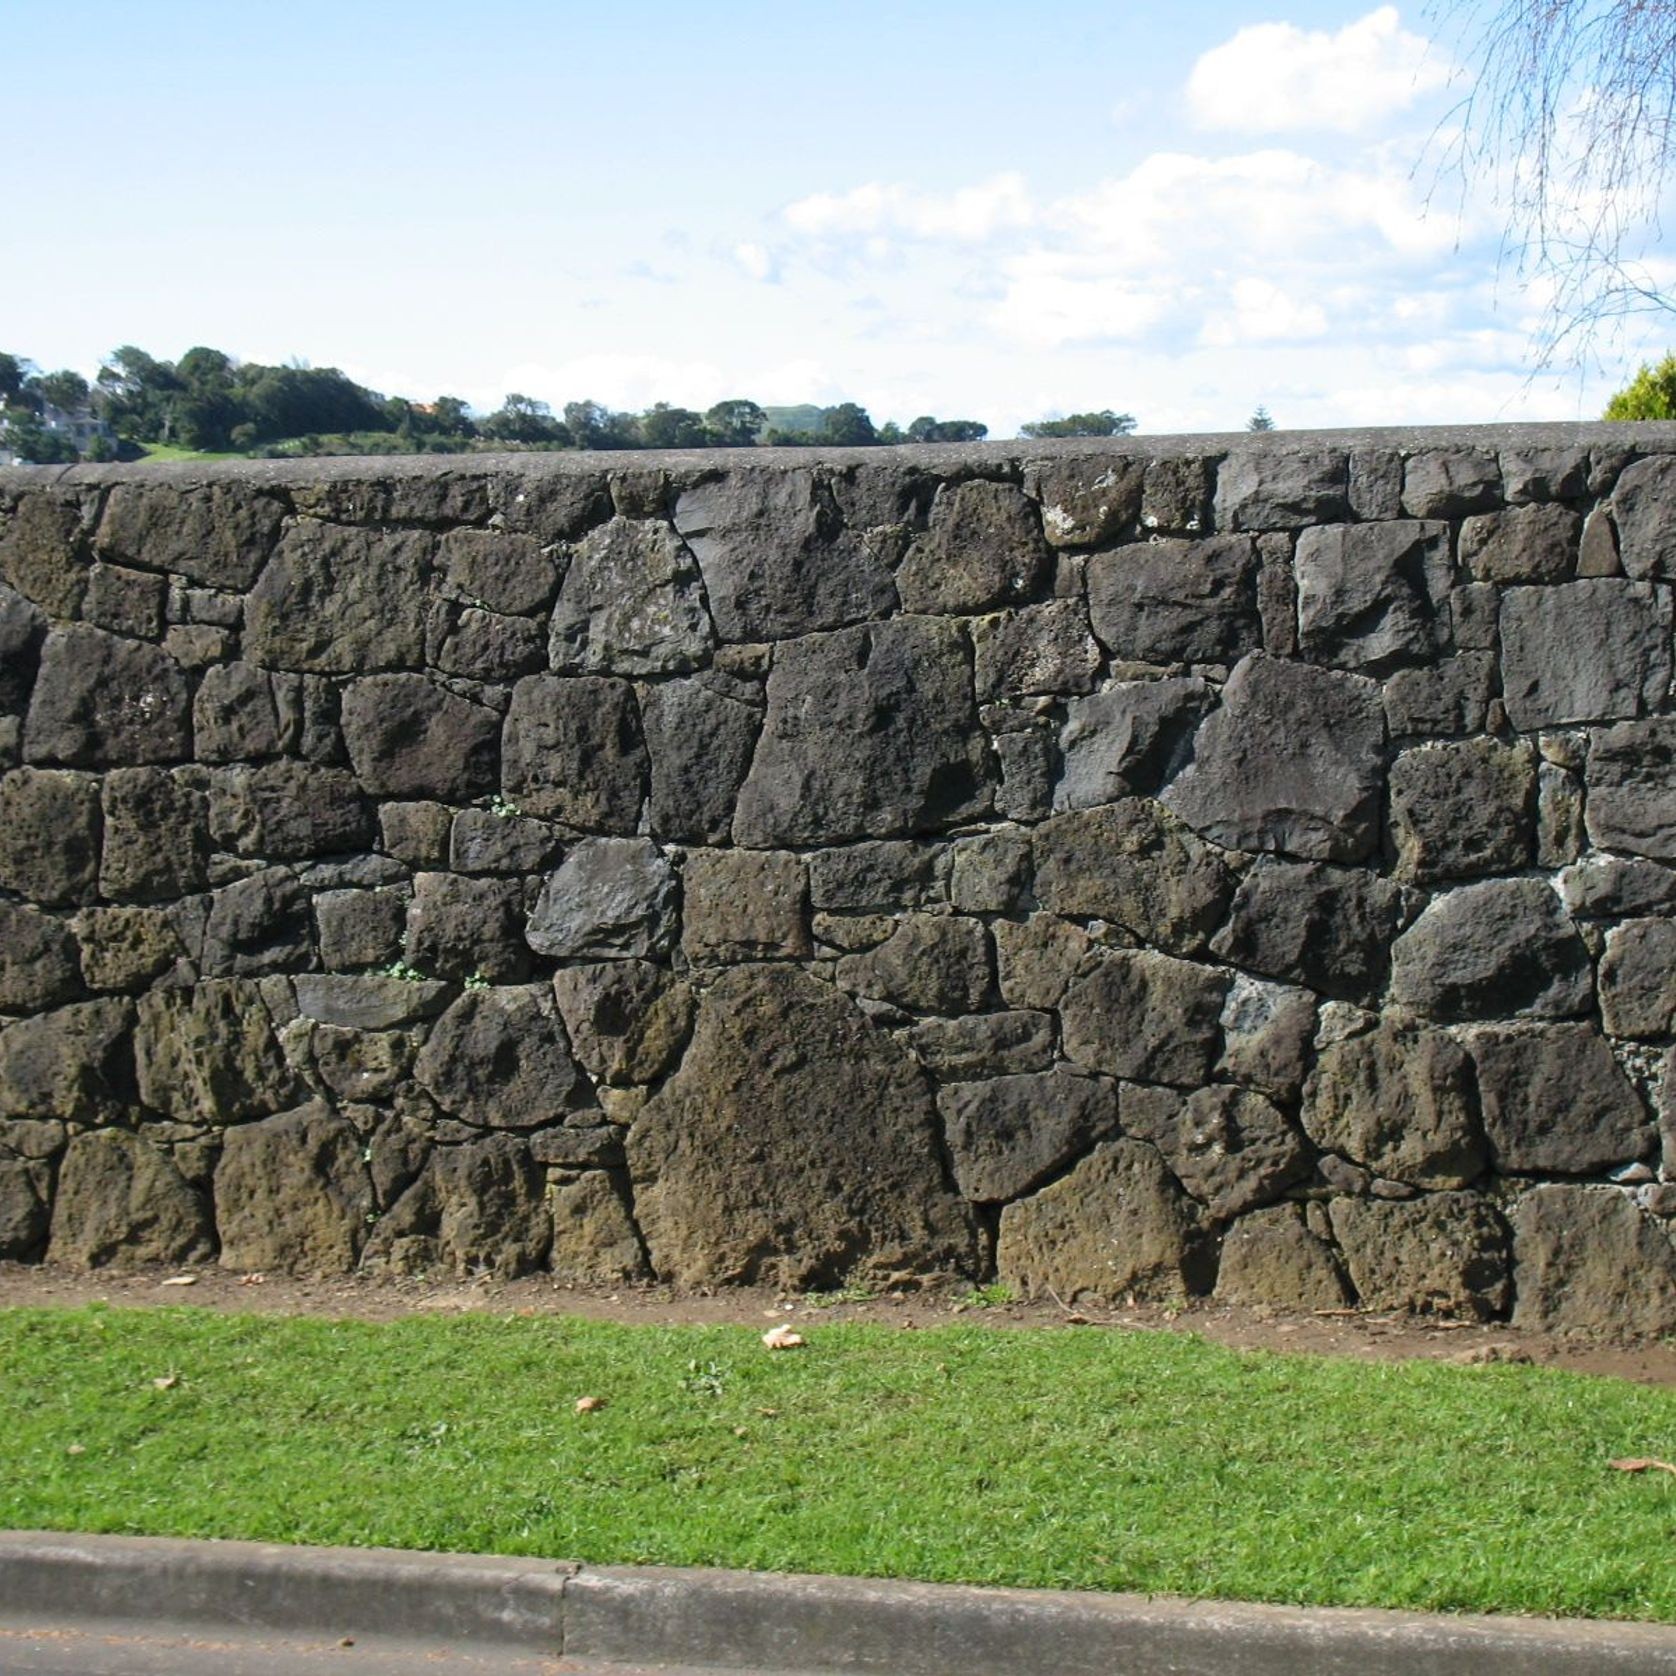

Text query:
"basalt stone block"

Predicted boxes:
[[1610, 454, 1676, 580], [438, 527, 560, 616], [682, 848, 809, 964], [133, 979, 298, 1124], [628, 965, 978, 1287], [1459, 503, 1580, 583], [200, 869, 311, 978], [1510, 1185, 1676, 1337], [448, 808, 562, 876], [378, 801, 454, 869], [1499, 580, 1671, 729], [548, 1171, 648, 1285], [551, 960, 693, 1087], [0, 903, 81, 1013], [1214, 447, 1348, 531], [1402, 450, 1501, 518], [941, 1070, 1117, 1202], [1054, 678, 1211, 810], [896, 480, 1051, 614], [835, 913, 991, 1015], [1382, 654, 1496, 738], [244, 523, 431, 672], [310, 1025, 411, 1103], [99, 767, 209, 901], [997, 1139, 1202, 1303], [1086, 536, 1261, 665], [1561, 856, 1676, 918], [1468, 1023, 1652, 1172], [908, 1011, 1055, 1081], [1599, 919, 1676, 1040], [550, 514, 714, 675], [1141, 457, 1215, 534], [994, 913, 1097, 1011], [1210, 858, 1405, 1004], [1388, 738, 1536, 883], [340, 674, 500, 802], [807, 840, 947, 912], [0, 768, 100, 904], [501, 674, 647, 832], [193, 663, 297, 762], [1124, 1082, 1311, 1221], [0, 1152, 50, 1260], [1034, 800, 1235, 956], [0, 493, 92, 617], [1579, 506, 1622, 576], [215, 1103, 373, 1274], [1330, 1192, 1509, 1318], [1587, 718, 1676, 860], [993, 724, 1056, 823], [23, 625, 190, 767], [1389, 879, 1593, 1021], [1060, 947, 1226, 1087], [75, 906, 182, 993], [83, 563, 167, 640], [363, 1134, 551, 1278], [972, 601, 1101, 702], [433, 606, 546, 683], [527, 838, 676, 961], [0, 582, 45, 713], [97, 482, 284, 591], [734, 618, 991, 847], [0, 999, 135, 1123], [1214, 1203, 1352, 1310], [47, 1129, 213, 1270], [947, 830, 1031, 915], [672, 470, 896, 641], [404, 872, 529, 983], [1295, 521, 1450, 674], [414, 985, 590, 1130], [315, 888, 406, 971], [1026, 457, 1144, 548], [1217, 974, 1317, 1101], [208, 761, 372, 859], [292, 974, 452, 1030], [1164, 655, 1385, 863], [1302, 1022, 1485, 1190], [642, 671, 760, 845], [1499, 445, 1589, 504]]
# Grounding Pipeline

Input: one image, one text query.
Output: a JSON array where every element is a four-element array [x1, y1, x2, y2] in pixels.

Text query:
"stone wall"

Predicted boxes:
[[3, 425, 1676, 1334]]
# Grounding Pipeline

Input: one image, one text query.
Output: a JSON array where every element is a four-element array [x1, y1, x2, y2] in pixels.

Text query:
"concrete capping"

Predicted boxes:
[[5, 1532, 1676, 1673]]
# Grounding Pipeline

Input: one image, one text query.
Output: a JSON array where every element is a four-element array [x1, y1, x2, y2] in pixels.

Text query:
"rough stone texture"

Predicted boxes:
[[1609, 454, 1676, 580], [908, 1011, 1055, 1081], [896, 480, 1051, 614], [1302, 1023, 1486, 1190], [526, 838, 677, 960], [1060, 948, 1227, 1087], [1054, 679, 1211, 810], [735, 618, 991, 846], [316, 888, 406, 971], [1389, 879, 1593, 1021], [1468, 1024, 1652, 1173], [98, 481, 284, 591], [1598, 919, 1676, 1040], [628, 965, 977, 1287], [501, 674, 646, 832], [1164, 654, 1385, 863], [1499, 581, 1671, 729], [449, 809, 562, 877], [682, 849, 808, 964], [23, 625, 190, 767], [340, 674, 500, 800], [133, 979, 298, 1124], [1087, 536, 1261, 665], [1027, 457, 1144, 548], [438, 527, 558, 616], [835, 914, 991, 1014], [1459, 503, 1579, 583], [99, 768, 209, 902], [550, 961, 692, 1086], [1214, 1204, 1352, 1309], [414, 985, 589, 1129], [1124, 1083, 1311, 1221], [1217, 975, 1317, 1101], [0, 1000, 135, 1123], [48, 1129, 214, 1269], [1402, 450, 1501, 518], [193, 663, 295, 762], [642, 673, 760, 844], [0, 768, 100, 904], [1587, 718, 1676, 860], [0, 492, 92, 617], [940, 1071, 1115, 1202], [1388, 738, 1536, 883], [549, 1171, 648, 1283], [973, 602, 1101, 703], [405, 872, 530, 983], [292, 974, 451, 1030], [1295, 521, 1450, 674], [1215, 448, 1348, 531], [1330, 1193, 1510, 1318], [1511, 1185, 1676, 1337], [200, 868, 311, 977], [996, 1139, 1202, 1303], [0, 903, 82, 1013], [208, 761, 372, 860]]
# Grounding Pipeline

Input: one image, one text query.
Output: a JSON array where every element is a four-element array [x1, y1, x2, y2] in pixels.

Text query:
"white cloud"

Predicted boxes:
[[1187, 7, 1450, 135], [782, 172, 1033, 242], [733, 242, 777, 283], [1199, 278, 1329, 347]]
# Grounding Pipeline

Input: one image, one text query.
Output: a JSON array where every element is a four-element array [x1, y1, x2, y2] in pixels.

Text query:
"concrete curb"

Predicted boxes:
[[5, 1530, 1676, 1673]]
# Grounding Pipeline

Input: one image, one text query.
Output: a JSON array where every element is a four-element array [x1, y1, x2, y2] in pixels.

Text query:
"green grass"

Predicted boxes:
[[131, 443, 245, 463], [4, 1306, 1676, 1620]]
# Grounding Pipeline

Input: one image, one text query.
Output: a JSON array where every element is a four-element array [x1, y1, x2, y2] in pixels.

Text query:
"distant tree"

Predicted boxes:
[[96, 346, 183, 441], [821, 401, 879, 446], [1603, 353, 1676, 418], [429, 396, 476, 437], [29, 368, 90, 414], [703, 398, 766, 446], [563, 399, 640, 450], [480, 393, 571, 446], [237, 364, 390, 442], [0, 353, 31, 408], [1019, 409, 1136, 438], [877, 420, 906, 444], [906, 415, 989, 443], [173, 346, 242, 450], [1, 409, 78, 464], [1246, 405, 1276, 432], [637, 402, 709, 448]]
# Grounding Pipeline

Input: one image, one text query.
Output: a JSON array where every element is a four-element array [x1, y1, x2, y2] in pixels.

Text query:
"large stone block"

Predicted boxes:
[[23, 625, 190, 766], [0, 768, 99, 905], [996, 1139, 1202, 1303], [192, 663, 297, 762], [1468, 1024, 1652, 1172], [414, 985, 590, 1129], [432, 605, 546, 683], [0, 1149, 51, 1261], [501, 674, 647, 832], [549, 1171, 648, 1284], [1214, 1204, 1352, 1310], [834, 913, 991, 1014], [244, 522, 431, 672], [1609, 454, 1676, 580], [1389, 879, 1593, 1021], [907, 1010, 1055, 1081], [672, 470, 896, 641], [199, 869, 311, 978], [292, 973, 451, 1030], [1216, 447, 1350, 531], [550, 960, 693, 1086], [1216, 974, 1317, 1101], [133, 979, 299, 1124], [438, 527, 559, 616], [1034, 799, 1235, 956], [1301, 1022, 1486, 1189], [207, 761, 372, 859], [734, 618, 991, 846], [682, 849, 809, 964], [1401, 450, 1500, 518], [0, 903, 82, 1013], [341, 674, 500, 801], [642, 672, 761, 844], [48, 1129, 213, 1269], [1587, 718, 1676, 860], [404, 872, 530, 983], [1026, 456, 1145, 548], [0, 492, 92, 617], [1499, 580, 1671, 729], [0, 582, 45, 714], [1060, 947, 1227, 1087], [627, 965, 977, 1287], [1054, 678, 1210, 810], [972, 601, 1101, 702], [1599, 919, 1676, 1040], [940, 1071, 1117, 1202], [74, 905, 182, 993], [1459, 503, 1579, 583], [97, 481, 284, 590], [1387, 738, 1536, 883], [0, 999, 135, 1123], [1510, 1185, 1676, 1337], [1163, 654, 1385, 863], [1329, 1192, 1510, 1318], [1294, 521, 1449, 674], [1086, 536, 1261, 665], [99, 767, 209, 901], [550, 514, 714, 675], [895, 480, 1051, 614], [526, 838, 676, 960]]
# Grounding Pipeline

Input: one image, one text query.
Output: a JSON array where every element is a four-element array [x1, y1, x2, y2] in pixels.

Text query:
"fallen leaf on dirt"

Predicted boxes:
[[1610, 1458, 1676, 1475], [159, 1275, 197, 1288], [151, 1375, 178, 1390], [238, 1273, 266, 1286], [574, 1396, 606, 1414], [762, 1325, 805, 1350]]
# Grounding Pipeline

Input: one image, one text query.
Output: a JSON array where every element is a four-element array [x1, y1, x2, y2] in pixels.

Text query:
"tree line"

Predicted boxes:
[[0, 343, 1146, 465]]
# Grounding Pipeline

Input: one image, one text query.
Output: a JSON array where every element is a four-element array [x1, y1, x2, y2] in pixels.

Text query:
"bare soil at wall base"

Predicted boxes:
[[4, 1260, 1675, 1388]]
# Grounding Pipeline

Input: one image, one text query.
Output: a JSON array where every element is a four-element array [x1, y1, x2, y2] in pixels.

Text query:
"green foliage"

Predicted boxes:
[[479, 393, 570, 447], [0, 409, 78, 464], [1604, 354, 1676, 420], [907, 415, 989, 443], [1247, 405, 1276, 432], [1020, 410, 1137, 439], [703, 399, 766, 446], [7, 1305, 1676, 1619]]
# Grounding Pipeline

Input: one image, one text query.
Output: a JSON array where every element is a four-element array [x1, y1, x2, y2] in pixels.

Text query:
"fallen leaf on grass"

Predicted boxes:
[[159, 1275, 197, 1288], [151, 1375, 178, 1391], [1610, 1458, 1676, 1476], [66, 1445, 85, 1456], [574, 1396, 606, 1414], [762, 1325, 805, 1350]]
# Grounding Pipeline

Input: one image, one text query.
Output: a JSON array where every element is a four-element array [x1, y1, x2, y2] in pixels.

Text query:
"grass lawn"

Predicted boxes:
[[4, 1305, 1676, 1621], [129, 443, 245, 463]]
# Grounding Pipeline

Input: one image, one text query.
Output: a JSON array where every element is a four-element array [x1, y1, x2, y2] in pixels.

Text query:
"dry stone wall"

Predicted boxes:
[[4, 426, 1676, 1334]]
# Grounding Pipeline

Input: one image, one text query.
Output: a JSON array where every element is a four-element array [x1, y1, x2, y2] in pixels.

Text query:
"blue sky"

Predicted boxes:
[[6, 1, 1670, 435]]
